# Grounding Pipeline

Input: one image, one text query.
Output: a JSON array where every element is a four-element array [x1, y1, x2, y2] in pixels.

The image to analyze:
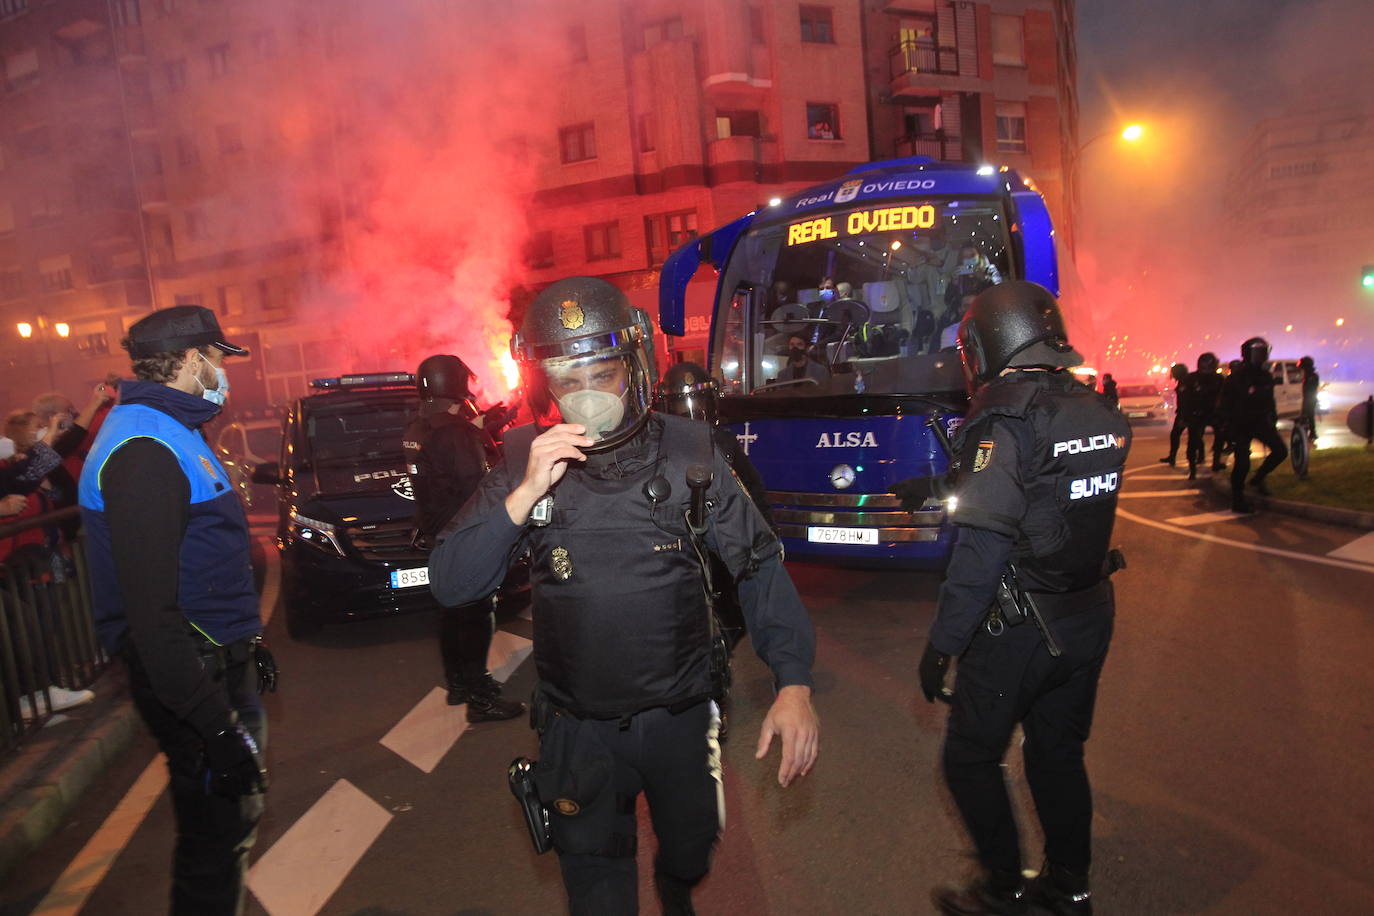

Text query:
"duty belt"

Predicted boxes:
[[1024, 579, 1113, 622]]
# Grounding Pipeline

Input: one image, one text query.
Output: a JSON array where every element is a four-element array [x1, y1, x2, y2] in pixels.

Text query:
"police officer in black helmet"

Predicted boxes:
[[403, 355, 524, 721], [428, 278, 818, 915], [1219, 336, 1287, 513], [920, 281, 1129, 916]]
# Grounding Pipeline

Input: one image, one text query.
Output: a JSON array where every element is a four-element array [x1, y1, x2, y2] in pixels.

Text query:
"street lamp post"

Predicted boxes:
[[16, 316, 71, 391]]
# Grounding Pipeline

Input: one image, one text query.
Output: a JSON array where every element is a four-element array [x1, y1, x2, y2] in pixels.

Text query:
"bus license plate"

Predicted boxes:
[[807, 526, 879, 546], [390, 566, 430, 589]]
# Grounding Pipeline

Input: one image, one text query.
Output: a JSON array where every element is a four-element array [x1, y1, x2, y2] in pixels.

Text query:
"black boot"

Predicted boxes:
[[1158, 456, 1176, 467], [447, 674, 525, 721], [1187, 464, 1197, 481], [1027, 862, 1092, 915], [932, 872, 1028, 915], [654, 868, 698, 916], [1248, 475, 1271, 496]]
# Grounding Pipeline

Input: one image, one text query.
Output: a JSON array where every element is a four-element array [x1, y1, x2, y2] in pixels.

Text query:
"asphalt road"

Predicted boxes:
[[4, 426, 1374, 916]]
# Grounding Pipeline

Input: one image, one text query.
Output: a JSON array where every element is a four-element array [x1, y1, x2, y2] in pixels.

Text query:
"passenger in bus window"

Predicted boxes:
[[786, 335, 829, 382]]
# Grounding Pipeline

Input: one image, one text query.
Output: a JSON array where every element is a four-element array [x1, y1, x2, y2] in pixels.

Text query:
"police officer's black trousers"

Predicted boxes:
[[1166, 414, 1185, 461], [943, 603, 1114, 878], [554, 701, 722, 916], [440, 596, 496, 684], [1230, 422, 1287, 495], [125, 641, 265, 916]]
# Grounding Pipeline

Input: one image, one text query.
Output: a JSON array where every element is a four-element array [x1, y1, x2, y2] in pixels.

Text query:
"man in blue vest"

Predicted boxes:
[[79, 305, 269, 916]]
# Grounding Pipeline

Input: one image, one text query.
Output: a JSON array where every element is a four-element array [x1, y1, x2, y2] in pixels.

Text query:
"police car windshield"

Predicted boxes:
[[717, 196, 1012, 399], [305, 399, 417, 466], [1116, 385, 1160, 399]]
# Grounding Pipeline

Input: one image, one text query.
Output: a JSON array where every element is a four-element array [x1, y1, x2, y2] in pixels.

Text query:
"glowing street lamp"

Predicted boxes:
[[16, 322, 33, 339], [15, 316, 70, 389], [54, 322, 70, 338], [1120, 124, 1144, 142]]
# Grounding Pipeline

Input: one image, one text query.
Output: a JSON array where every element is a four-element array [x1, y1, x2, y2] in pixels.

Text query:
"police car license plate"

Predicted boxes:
[[1127, 411, 1147, 418], [390, 566, 429, 589], [807, 526, 879, 546]]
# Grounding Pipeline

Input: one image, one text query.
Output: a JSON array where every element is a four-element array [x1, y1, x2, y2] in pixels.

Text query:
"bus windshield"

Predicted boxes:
[[714, 196, 1014, 400]]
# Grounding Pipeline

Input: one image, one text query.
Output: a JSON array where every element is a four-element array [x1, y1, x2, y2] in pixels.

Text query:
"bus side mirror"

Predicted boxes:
[[251, 461, 282, 485]]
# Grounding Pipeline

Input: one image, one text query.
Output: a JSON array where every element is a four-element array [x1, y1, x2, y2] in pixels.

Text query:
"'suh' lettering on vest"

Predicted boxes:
[[1069, 472, 1120, 501], [1051, 433, 1125, 458], [815, 431, 878, 448]]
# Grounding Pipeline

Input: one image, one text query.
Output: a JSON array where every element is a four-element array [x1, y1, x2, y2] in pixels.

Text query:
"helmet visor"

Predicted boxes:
[[524, 345, 651, 449]]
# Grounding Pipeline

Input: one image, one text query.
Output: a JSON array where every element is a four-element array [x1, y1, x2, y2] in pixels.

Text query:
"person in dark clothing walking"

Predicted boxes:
[[403, 355, 524, 721], [429, 278, 817, 916], [1100, 373, 1118, 409], [79, 305, 269, 916], [1299, 355, 1320, 441], [1218, 337, 1287, 513], [1181, 352, 1226, 478], [920, 281, 1128, 916], [1159, 363, 1190, 466]]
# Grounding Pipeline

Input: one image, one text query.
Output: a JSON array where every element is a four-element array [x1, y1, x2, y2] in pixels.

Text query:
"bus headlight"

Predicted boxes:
[[289, 510, 345, 556], [944, 496, 959, 515]]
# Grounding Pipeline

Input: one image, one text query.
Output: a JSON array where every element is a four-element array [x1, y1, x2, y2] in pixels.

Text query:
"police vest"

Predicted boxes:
[[956, 372, 1130, 593], [402, 410, 492, 539], [79, 404, 260, 651], [504, 415, 715, 719]]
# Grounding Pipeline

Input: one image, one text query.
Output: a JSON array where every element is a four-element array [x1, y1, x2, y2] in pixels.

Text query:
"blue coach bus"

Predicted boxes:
[[657, 157, 1059, 566]]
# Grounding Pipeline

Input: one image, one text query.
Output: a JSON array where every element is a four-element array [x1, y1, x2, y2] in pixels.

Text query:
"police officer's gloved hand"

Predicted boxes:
[[919, 643, 951, 704], [253, 637, 278, 694], [204, 723, 268, 797]]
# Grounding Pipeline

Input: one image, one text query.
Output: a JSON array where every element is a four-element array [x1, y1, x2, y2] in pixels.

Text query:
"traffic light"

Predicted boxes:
[[1364, 264, 1374, 288]]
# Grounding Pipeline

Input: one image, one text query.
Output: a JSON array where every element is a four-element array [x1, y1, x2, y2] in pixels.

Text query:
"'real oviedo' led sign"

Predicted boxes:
[[786, 204, 940, 246]]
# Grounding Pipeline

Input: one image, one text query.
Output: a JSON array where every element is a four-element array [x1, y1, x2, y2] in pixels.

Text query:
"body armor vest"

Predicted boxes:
[[957, 372, 1130, 593]]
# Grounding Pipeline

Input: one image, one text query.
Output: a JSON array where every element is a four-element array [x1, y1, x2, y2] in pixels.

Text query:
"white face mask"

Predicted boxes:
[[0, 438, 14, 459], [34, 428, 48, 443], [556, 389, 626, 440], [195, 353, 230, 406]]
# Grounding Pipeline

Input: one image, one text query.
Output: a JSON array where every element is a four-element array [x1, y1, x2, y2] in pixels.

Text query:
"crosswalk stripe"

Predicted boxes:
[[488, 630, 534, 684], [1327, 531, 1374, 564], [379, 687, 470, 774], [1129, 473, 1192, 480], [247, 779, 393, 916], [1165, 511, 1248, 526]]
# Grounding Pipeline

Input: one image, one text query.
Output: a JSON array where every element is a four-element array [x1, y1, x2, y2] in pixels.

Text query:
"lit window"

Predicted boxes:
[[992, 15, 1024, 66], [806, 103, 840, 140], [645, 210, 698, 266], [995, 101, 1027, 152]]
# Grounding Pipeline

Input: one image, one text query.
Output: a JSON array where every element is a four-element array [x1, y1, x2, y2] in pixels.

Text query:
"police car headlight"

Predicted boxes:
[[944, 496, 958, 515], [289, 510, 345, 556], [1317, 390, 1331, 411]]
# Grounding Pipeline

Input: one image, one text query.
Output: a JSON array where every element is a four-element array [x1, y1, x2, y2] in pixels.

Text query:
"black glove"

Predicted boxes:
[[204, 723, 268, 797], [253, 637, 278, 694], [919, 643, 951, 704]]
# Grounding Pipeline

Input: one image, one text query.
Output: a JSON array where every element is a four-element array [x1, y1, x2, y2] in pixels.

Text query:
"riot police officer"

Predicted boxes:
[[1299, 355, 1319, 440], [1218, 337, 1287, 513], [1183, 352, 1226, 478], [920, 281, 1129, 915], [1159, 362, 1190, 466], [403, 354, 523, 720], [428, 278, 818, 916]]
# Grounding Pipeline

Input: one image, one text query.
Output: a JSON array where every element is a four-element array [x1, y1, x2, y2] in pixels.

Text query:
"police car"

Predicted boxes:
[[252, 373, 435, 638]]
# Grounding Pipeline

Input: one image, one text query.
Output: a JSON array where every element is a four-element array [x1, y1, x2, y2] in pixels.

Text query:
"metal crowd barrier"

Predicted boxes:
[[0, 507, 107, 757]]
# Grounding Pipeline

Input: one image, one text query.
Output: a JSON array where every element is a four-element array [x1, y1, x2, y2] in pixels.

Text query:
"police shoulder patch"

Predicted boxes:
[[972, 440, 996, 473]]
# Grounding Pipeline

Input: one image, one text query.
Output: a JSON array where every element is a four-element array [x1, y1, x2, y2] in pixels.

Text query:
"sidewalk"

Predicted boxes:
[[1198, 473, 1374, 529], [0, 665, 140, 886]]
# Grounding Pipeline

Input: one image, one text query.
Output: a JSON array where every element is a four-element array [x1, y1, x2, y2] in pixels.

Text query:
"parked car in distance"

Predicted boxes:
[[1116, 381, 1171, 423]]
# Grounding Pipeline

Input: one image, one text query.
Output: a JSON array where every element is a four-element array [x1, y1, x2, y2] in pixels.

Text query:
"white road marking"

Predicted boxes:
[[379, 687, 469, 774], [1129, 473, 1191, 481], [247, 779, 392, 916], [1117, 490, 1203, 499], [1164, 511, 1249, 527], [1117, 507, 1374, 574], [1328, 531, 1374, 564], [487, 630, 534, 684], [30, 756, 169, 916]]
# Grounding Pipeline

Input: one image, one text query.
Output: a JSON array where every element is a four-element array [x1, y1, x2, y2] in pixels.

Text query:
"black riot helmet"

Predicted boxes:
[[1198, 351, 1219, 373], [1170, 362, 1188, 382], [1240, 336, 1271, 368], [956, 280, 1082, 391], [416, 354, 474, 401], [1299, 355, 1314, 370], [655, 361, 719, 425], [512, 276, 657, 451]]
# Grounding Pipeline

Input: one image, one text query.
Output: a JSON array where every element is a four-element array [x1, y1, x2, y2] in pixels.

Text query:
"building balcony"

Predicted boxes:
[[894, 132, 963, 162], [707, 135, 761, 166], [889, 40, 960, 93]]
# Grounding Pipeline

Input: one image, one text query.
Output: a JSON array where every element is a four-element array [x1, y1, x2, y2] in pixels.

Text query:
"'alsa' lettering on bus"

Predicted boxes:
[[816, 432, 878, 448], [787, 205, 939, 246], [1068, 472, 1119, 500]]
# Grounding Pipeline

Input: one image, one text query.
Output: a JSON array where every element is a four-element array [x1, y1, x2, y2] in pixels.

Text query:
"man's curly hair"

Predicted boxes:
[[121, 337, 198, 383]]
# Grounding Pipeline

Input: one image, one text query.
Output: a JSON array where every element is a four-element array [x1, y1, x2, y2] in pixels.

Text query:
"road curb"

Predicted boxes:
[[1199, 476, 1374, 530], [0, 683, 140, 886]]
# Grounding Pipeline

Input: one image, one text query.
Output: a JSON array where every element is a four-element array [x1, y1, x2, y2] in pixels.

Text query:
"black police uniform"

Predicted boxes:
[[1300, 364, 1320, 438], [1182, 369, 1224, 474], [402, 407, 498, 692], [428, 413, 813, 914], [931, 370, 1129, 886], [1220, 363, 1287, 508]]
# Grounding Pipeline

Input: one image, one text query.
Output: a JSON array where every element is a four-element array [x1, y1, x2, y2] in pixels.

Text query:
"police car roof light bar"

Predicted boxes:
[[309, 373, 416, 390]]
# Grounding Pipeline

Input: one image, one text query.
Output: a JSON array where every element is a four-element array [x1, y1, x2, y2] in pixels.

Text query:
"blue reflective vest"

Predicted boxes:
[[79, 403, 260, 651]]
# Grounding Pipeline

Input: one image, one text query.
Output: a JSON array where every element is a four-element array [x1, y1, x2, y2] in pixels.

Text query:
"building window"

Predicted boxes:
[[112, 0, 142, 27], [995, 101, 1027, 152], [749, 6, 765, 44], [38, 255, 74, 293], [174, 292, 202, 306], [799, 6, 833, 44], [716, 110, 761, 139], [176, 134, 200, 168], [992, 15, 1025, 67], [806, 103, 839, 140], [251, 29, 276, 60], [559, 123, 596, 163], [185, 209, 207, 240], [568, 24, 587, 62], [1269, 161, 1322, 179], [645, 210, 698, 266], [206, 42, 230, 77], [77, 329, 109, 356], [1, 269, 23, 300], [524, 231, 555, 269], [642, 17, 683, 49], [4, 49, 40, 92], [217, 123, 243, 155], [638, 114, 656, 152], [15, 125, 51, 158], [216, 284, 243, 316], [583, 221, 621, 261], [165, 59, 187, 91], [1, 0, 31, 22]]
